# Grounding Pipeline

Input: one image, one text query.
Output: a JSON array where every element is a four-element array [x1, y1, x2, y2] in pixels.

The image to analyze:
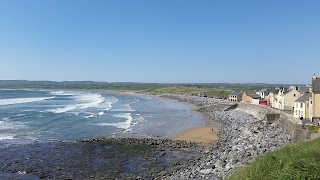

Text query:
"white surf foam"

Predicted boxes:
[[50, 91, 64, 95], [47, 93, 105, 113], [0, 97, 55, 106], [98, 111, 104, 116], [111, 99, 138, 112], [123, 104, 135, 112], [97, 113, 132, 129], [0, 121, 28, 130], [132, 115, 146, 126], [82, 110, 105, 119], [83, 114, 96, 119], [14, 113, 26, 117], [50, 91, 75, 96], [111, 104, 134, 112], [0, 135, 15, 140], [97, 97, 118, 111]]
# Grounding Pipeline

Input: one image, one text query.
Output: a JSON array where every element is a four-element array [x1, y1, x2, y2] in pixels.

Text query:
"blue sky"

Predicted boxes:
[[0, 1, 319, 84]]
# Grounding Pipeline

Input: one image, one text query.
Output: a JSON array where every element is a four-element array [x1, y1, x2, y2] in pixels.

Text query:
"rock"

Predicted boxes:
[[143, 94, 292, 180], [200, 169, 212, 175]]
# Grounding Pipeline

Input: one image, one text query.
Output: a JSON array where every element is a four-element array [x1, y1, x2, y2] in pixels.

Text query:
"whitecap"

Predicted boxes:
[[98, 111, 104, 116], [21, 109, 36, 112], [131, 115, 146, 126], [111, 104, 135, 112], [0, 121, 28, 130], [97, 113, 132, 129], [50, 91, 64, 95], [0, 97, 55, 106], [50, 91, 75, 96], [0, 135, 15, 140], [14, 113, 26, 117], [97, 97, 118, 111], [83, 114, 96, 119], [47, 93, 105, 113], [110, 99, 138, 112]]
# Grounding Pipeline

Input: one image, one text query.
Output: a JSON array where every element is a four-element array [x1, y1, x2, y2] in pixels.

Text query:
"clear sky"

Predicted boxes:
[[0, 1, 319, 84]]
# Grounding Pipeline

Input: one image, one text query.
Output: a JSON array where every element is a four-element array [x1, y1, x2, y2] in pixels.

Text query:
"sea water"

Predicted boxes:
[[0, 89, 204, 148]]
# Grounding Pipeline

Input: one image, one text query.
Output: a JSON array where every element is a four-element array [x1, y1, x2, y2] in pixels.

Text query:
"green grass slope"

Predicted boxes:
[[228, 138, 320, 180], [146, 86, 232, 98]]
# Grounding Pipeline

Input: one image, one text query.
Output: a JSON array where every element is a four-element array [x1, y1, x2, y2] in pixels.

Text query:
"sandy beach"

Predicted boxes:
[[112, 90, 221, 143], [173, 121, 220, 143], [139, 92, 221, 143], [0, 91, 294, 179]]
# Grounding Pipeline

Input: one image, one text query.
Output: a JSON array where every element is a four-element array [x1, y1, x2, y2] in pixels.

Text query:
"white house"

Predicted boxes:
[[271, 88, 300, 111], [256, 88, 272, 100], [294, 93, 312, 119]]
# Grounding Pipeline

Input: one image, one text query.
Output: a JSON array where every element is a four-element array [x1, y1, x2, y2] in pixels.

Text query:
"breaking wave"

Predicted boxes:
[[0, 97, 55, 106], [47, 93, 105, 113], [97, 113, 132, 129]]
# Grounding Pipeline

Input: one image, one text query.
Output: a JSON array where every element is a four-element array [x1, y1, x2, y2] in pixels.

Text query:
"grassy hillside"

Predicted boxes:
[[146, 86, 232, 98], [0, 80, 280, 98], [228, 137, 320, 180]]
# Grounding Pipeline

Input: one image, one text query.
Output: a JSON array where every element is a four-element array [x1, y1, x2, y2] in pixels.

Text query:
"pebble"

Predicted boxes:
[[157, 94, 291, 180]]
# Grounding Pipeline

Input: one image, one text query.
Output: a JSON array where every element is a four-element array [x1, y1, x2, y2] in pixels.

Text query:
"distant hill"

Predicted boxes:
[[0, 80, 303, 93]]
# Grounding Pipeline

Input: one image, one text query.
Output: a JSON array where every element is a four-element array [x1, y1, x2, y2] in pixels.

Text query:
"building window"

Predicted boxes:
[[300, 103, 303, 108], [294, 94, 296, 97]]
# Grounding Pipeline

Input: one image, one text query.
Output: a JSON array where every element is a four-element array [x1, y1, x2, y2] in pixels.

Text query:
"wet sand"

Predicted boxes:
[[173, 122, 220, 143], [112, 90, 221, 143], [136, 92, 221, 143]]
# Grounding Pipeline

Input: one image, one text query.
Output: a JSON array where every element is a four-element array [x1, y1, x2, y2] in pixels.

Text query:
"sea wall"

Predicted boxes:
[[158, 93, 308, 142], [157, 94, 292, 179], [236, 103, 307, 142]]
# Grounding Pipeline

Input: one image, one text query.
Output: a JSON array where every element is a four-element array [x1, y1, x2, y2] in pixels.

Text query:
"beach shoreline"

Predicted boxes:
[[172, 121, 220, 143], [110, 90, 221, 143], [0, 90, 294, 179]]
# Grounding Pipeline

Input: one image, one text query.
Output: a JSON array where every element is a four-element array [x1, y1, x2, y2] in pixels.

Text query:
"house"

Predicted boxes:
[[270, 88, 300, 111], [294, 93, 312, 119], [242, 92, 261, 105], [256, 88, 272, 100], [229, 92, 242, 102], [308, 95, 313, 120], [298, 85, 311, 96], [312, 74, 320, 121], [268, 89, 280, 107], [256, 89, 267, 99]]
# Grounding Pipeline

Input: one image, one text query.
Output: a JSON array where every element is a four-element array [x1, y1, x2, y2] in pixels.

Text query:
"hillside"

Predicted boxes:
[[228, 137, 320, 180]]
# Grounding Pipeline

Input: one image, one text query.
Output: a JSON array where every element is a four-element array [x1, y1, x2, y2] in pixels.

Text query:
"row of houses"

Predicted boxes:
[[228, 74, 320, 122]]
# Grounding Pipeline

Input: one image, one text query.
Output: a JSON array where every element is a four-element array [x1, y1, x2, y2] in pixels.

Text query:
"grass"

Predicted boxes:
[[228, 138, 320, 180], [306, 125, 320, 133], [146, 86, 232, 98]]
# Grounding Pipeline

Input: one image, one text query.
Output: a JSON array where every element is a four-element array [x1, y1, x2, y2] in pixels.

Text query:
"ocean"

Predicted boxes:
[[0, 89, 204, 148]]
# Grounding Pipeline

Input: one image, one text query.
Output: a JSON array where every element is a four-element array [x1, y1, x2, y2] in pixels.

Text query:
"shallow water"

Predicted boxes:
[[0, 89, 205, 147]]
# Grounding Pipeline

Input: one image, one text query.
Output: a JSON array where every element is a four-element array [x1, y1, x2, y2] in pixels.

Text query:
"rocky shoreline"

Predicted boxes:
[[158, 94, 291, 179], [0, 94, 292, 179]]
